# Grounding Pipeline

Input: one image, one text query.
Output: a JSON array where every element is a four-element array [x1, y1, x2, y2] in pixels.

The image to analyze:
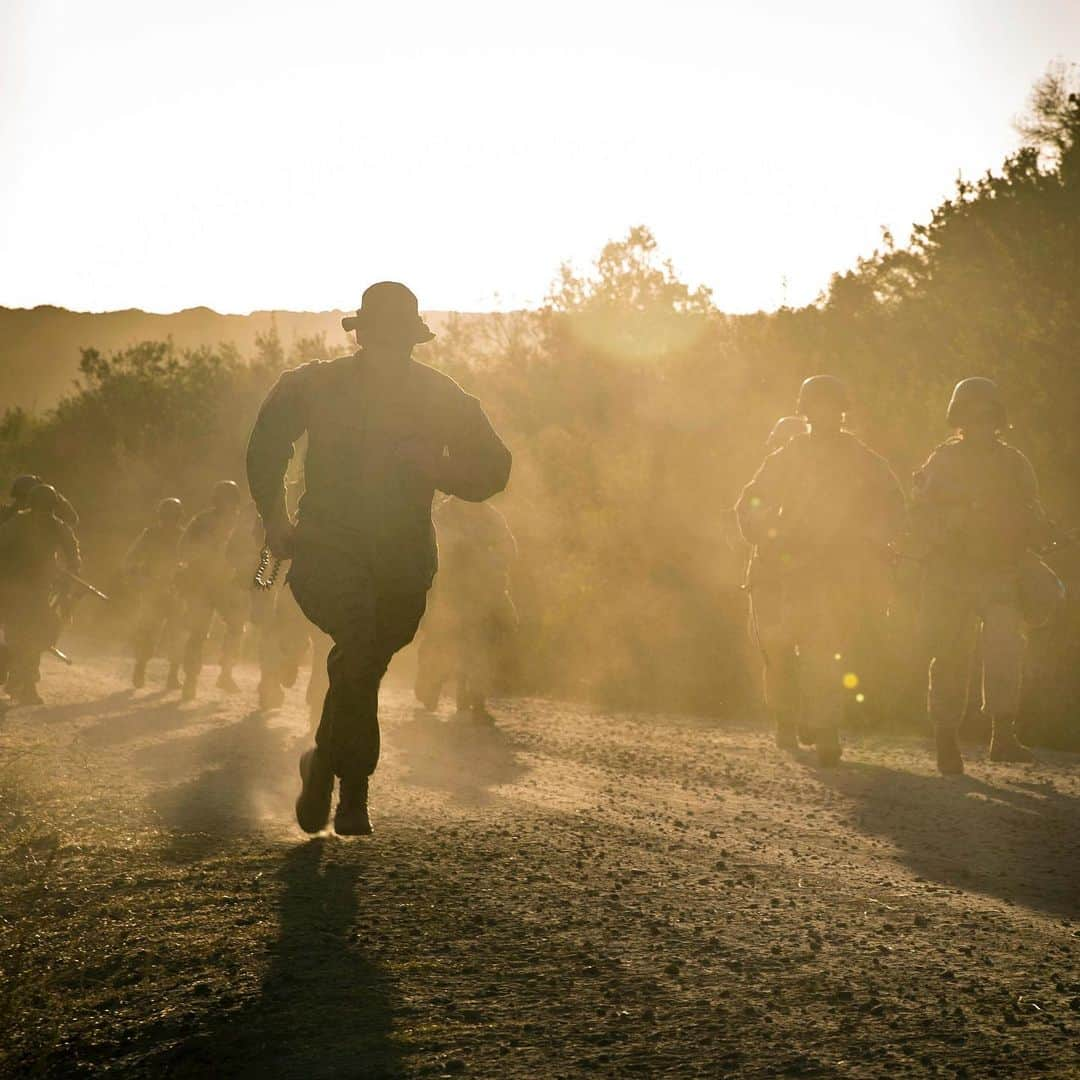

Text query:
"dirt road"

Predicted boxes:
[[2, 655, 1079, 1078]]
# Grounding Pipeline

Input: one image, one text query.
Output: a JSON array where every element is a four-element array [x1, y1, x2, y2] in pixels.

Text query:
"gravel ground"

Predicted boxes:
[[1, 654, 1078, 1078]]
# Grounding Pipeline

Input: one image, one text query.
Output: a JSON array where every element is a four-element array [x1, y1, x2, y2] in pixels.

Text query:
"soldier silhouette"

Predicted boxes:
[[247, 282, 511, 835]]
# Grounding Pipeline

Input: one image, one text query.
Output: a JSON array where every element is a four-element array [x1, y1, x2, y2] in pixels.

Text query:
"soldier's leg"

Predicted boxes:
[[181, 592, 215, 700], [414, 628, 451, 711], [216, 588, 246, 692], [132, 589, 165, 687], [925, 588, 976, 774], [329, 588, 428, 834], [981, 601, 1032, 762], [306, 633, 331, 729], [751, 583, 801, 749]]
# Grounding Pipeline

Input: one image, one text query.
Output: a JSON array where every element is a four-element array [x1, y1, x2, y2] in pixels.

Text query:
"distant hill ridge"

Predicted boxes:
[[0, 305, 460, 412]]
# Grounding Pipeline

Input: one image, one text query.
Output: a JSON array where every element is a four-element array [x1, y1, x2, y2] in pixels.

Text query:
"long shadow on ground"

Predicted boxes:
[[143, 711, 300, 863], [393, 708, 530, 805], [816, 760, 1080, 917], [158, 840, 402, 1079]]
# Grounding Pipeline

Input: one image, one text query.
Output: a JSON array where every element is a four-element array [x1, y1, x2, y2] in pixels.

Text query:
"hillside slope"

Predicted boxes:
[[0, 306, 458, 411]]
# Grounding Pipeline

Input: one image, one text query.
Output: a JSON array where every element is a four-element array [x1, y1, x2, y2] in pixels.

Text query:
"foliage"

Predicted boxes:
[[2, 68, 1078, 742]]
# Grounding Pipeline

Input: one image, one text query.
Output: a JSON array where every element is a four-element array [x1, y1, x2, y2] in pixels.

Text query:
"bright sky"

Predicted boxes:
[[2, 0, 1078, 315]]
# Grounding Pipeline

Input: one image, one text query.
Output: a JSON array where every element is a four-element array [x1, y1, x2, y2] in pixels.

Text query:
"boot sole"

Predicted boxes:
[[295, 751, 333, 834]]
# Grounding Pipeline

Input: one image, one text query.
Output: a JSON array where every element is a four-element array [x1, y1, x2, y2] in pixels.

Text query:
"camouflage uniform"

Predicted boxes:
[[0, 497, 81, 703], [247, 350, 512, 784], [415, 497, 518, 717], [737, 429, 904, 762], [912, 435, 1050, 766]]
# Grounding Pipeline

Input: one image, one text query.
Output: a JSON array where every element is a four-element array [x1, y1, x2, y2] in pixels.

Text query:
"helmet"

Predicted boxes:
[[211, 480, 242, 510], [765, 415, 810, 453], [946, 377, 1006, 430], [10, 474, 42, 501], [157, 497, 184, 525], [27, 483, 60, 514], [796, 375, 851, 423]]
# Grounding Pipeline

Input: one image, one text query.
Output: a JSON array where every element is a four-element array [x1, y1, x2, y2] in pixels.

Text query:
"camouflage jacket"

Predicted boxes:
[[0, 509, 81, 585], [910, 436, 1049, 578], [736, 430, 905, 581], [246, 353, 511, 590]]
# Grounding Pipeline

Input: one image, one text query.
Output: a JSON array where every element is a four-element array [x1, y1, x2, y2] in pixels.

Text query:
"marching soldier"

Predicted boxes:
[[126, 497, 185, 689], [0, 484, 81, 705], [741, 415, 810, 748], [247, 281, 511, 835], [177, 480, 246, 701], [912, 378, 1053, 774], [415, 496, 518, 722], [736, 377, 905, 765]]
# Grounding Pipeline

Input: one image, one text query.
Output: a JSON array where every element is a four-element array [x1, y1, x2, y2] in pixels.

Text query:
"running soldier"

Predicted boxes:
[[415, 496, 517, 722], [736, 377, 905, 765], [912, 378, 1052, 774], [0, 484, 81, 705], [126, 497, 185, 689], [247, 281, 512, 835], [177, 480, 246, 701]]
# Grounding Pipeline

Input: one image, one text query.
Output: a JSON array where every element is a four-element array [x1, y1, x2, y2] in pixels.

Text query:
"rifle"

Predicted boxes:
[[60, 570, 110, 602], [48, 645, 73, 665]]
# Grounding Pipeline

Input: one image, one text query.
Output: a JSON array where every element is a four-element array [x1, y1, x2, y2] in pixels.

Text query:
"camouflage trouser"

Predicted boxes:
[[134, 582, 182, 667], [924, 575, 1025, 732], [288, 542, 427, 781], [749, 579, 801, 721], [784, 575, 864, 740], [181, 582, 247, 679], [1, 584, 60, 691]]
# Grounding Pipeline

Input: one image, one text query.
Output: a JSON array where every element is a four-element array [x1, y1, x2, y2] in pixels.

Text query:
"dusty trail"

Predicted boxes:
[[1, 655, 1079, 1078]]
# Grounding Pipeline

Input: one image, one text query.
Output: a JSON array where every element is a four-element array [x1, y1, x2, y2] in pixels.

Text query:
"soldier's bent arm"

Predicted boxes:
[[735, 448, 787, 545], [246, 366, 311, 526], [435, 395, 512, 502], [57, 520, 81, 574]]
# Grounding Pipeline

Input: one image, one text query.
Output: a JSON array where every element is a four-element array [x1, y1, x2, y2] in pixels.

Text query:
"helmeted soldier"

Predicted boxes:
[[126, 497, 186, 689], [741, 415, 810, 749], [415, 496, 518, 722], [1, 474, 79, 529], [0, 483, 81, 704], [247, 281, 512, 835], [177, 480, 247, 701], [912, 378, 1052, 774], [736, 377, 905, 765]]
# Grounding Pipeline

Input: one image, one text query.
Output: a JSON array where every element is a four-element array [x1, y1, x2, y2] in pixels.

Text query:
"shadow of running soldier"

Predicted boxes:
[[165, 841, 403, 1076], [247, 282, 512, 836]]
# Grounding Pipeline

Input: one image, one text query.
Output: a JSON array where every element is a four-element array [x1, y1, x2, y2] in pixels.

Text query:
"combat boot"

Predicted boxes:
[[258, 679, 285, 711], [774, 711, 798, 750], [334, 775, 373, 836], [935, 727, 964, 776], [181, 675, 198, 702], [216, 669, 240, 693], [988, 715, 1034, 763], [165, 664, 181, 691], [295, 747, 335, 834], [132, 660, 147, 689], [815, 727, 842, 767]]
